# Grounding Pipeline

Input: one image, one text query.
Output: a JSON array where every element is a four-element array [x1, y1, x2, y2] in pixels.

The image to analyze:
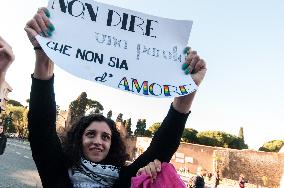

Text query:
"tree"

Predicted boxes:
[[144, 130, 152, 137], [259, 140, 284, 152], [107, 110, 113, 119], [67, 92, 104, 126], [225, 134, 248, 149], [125, 118, 132, 136], [182, 128, 198, 143], [238, 126, 244, 141], [2, 104, 28, 138], [87, 100, 104, 114], [148, 122, 161, 135], [197, 131, 248, 149], [7, 99, 23, 107], [11, 106, 29, 138], [116, 113, 123, 122], [3, 111, 16, 133], [68, 92, 88, 125], [134, 119, 147, 136], [89, 108, 102, 114], [197, 131, 224, 147]]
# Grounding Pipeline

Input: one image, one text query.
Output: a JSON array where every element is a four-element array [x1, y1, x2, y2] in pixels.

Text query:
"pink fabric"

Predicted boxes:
[[131, 163, 186, 188]]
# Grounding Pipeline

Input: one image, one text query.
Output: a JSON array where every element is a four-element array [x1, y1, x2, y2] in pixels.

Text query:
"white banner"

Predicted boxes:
[[37, 0, 197, 98]]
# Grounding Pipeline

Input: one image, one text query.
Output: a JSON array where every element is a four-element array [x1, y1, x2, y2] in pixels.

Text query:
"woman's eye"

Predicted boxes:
[[86, 132, 95, 137], [102, 135, 111, 140]]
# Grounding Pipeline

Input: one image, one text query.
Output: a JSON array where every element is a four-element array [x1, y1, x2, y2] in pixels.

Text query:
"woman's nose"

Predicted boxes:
[[92, 136, 102, 145]]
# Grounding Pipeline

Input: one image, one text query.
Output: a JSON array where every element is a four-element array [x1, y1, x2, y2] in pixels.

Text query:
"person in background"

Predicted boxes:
[[213, 170, 220, 188], [189, 166, 207, 188], [239, 174, 247, 188], [206, 172, 212, 182], [0, 123, 7, 155]]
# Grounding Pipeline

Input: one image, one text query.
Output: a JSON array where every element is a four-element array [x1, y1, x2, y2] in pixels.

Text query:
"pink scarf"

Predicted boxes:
[[131, 163, 186, 188]]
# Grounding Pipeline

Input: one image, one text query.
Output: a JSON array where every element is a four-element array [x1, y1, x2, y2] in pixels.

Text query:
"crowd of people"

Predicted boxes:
[[179, 166, 250, 188], [185, 167, 220, 188]]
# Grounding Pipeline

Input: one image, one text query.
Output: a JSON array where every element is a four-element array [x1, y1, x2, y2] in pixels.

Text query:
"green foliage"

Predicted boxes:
[[259, 140, 284, 152], [227, 135, 248, 149], [90, 108, 102, 114], [7, 99, 23, 107], [87, 100, 104, 114], [148, 122, 161, 135], [107, 110, 112, 119], [2, 105, 28, 137], [144, 130, 152, 137], [116, 113, 123, 122], [3, 112, 16, 133], [182, 128, 198, 143], [134, 119, 147, 136], [197, 131, 248, 149], [69, 92, 88, 124], [68, 92, 104, 125], [125, 118, 132, 136]]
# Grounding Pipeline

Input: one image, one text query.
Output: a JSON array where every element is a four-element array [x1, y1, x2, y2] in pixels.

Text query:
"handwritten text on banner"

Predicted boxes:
[[37, 0, 197, 98]]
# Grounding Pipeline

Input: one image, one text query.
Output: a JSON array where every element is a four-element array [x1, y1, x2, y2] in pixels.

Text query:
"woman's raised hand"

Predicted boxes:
[[173, 48, 207, 113], [24, 7, 55, 80]]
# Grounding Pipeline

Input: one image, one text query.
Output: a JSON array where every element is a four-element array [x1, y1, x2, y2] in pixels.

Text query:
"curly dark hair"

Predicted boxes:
[[62, 114, 129, 168]]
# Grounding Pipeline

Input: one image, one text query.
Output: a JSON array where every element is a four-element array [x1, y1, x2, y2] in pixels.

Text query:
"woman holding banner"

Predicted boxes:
[[25, 8, 207, 188]]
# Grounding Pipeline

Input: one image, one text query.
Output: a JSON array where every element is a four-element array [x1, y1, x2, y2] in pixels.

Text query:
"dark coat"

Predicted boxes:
[[0, 133, 7, 155], [190, 175, 205, 188]]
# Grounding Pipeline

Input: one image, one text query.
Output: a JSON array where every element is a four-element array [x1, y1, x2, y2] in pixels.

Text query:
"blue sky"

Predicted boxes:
[[0, 0, 283, 149]]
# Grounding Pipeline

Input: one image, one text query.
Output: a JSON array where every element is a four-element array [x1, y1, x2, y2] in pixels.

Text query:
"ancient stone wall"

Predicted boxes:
[[215, 149, 284, 187]]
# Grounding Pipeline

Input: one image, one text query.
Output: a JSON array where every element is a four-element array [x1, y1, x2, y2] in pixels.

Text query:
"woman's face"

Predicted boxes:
[[0, 126, 3, 134], [82, 121, 112, 163]]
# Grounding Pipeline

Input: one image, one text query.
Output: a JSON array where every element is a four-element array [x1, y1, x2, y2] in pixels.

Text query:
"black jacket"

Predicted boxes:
[[0, 133, 7, 155], [191, 175, 205, 188], [28, 75, 189, 188]]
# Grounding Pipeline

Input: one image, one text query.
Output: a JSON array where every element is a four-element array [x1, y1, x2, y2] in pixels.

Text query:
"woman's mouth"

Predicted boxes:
[[90, 147, 102, 152]]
